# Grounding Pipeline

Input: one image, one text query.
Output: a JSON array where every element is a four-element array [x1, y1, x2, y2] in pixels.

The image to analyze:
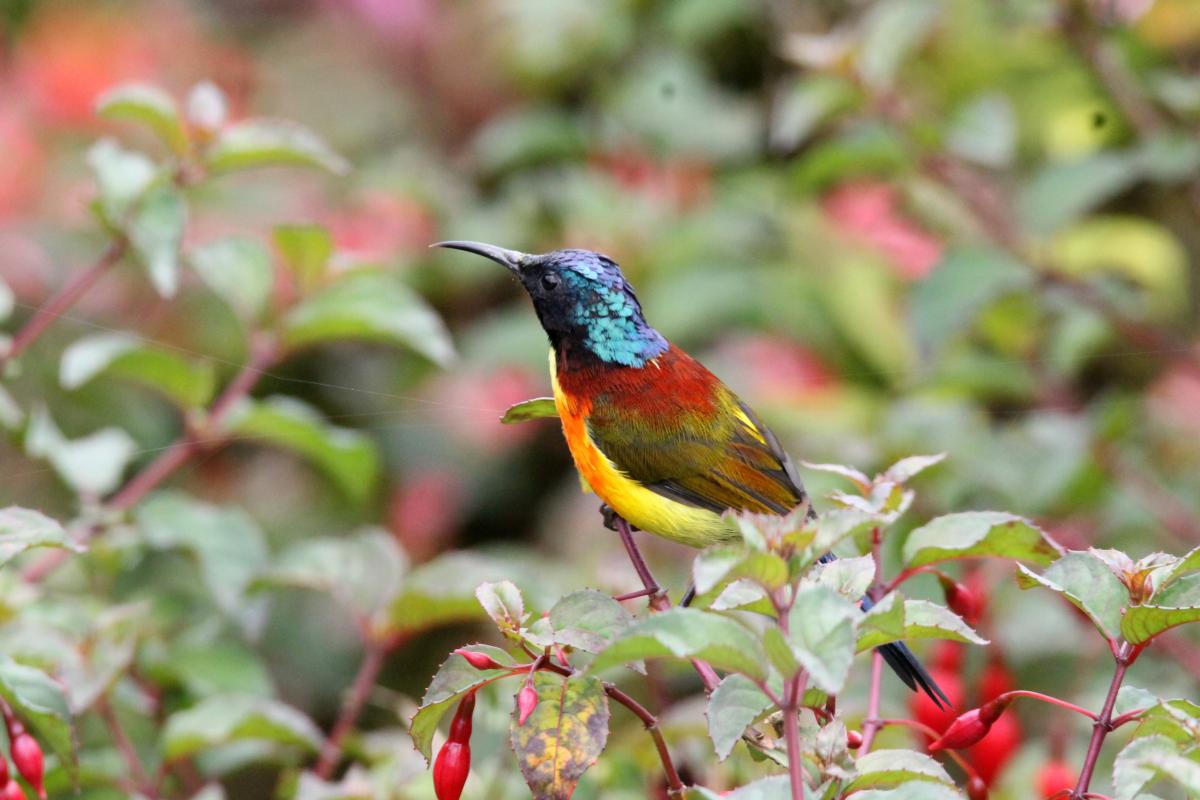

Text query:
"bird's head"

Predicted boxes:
[[434, 240, 667, 367]]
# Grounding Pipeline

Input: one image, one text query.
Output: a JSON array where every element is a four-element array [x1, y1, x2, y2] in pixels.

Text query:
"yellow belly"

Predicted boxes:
[[549, 350, 737, 548]]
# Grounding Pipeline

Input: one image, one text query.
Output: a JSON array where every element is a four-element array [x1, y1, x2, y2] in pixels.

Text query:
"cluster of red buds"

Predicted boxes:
[[2, 709, 44, 800]]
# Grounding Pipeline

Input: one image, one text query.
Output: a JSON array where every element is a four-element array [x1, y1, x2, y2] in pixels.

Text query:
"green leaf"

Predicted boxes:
[[60, 332, 215, 408], [249, 528, 408, 618], [282, 270, 456, 367], [1121, 605, 1200, 645], [1017, 551, 1129, 642], [882, 453, 947, 485], [25, 407, 136, 496], [1113, 734, 1200, 800], [858, 0, 940, 91], [849, 786, 964, 800], [693, 546, 789, 602], [511, 673, 609, 800], [501, 397, 558, 424], [129, 183, 186, 298], [1155, 545, 1200, 596], [589, 608, 767, 681], [87, 138, 157, 222], [204, 119, 349, 175], [707, 673, 771, 761], [1017, 152, 1140, 237], [189, 237, 273, 323], [545, 590, 634, 653], [274, 225, 333, 291], [387, 552, 521, 634], [785, 585, 859, 693], [135, 492, 269, 620], [476, 580, 527, 634], [409, 648, 514, 762], [912, 246, 1032, 355], [223, 396, 379, 503], [96, 83, 188, 155], [946, 93, 1016, 168], [0, 659, 75, 773], [163, 695, 323, 760], [0, 507, 77, 567], [161, 642, 274, 698], [843, 748, 956, 792], [815, 554, 876, 600], [903, 511, 1061, 568], [857, 597, 987, 652]]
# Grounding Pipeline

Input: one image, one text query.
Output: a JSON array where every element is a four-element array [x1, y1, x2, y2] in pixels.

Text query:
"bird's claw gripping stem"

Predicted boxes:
[[600, 505, 668, 610]]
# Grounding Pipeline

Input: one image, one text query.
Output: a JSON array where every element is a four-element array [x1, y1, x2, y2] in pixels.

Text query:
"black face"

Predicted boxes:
[[434, 241, 668, 367]]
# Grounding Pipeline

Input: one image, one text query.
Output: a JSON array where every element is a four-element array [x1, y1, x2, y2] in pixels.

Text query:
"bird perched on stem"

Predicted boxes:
[[434, 241, 948, 708]]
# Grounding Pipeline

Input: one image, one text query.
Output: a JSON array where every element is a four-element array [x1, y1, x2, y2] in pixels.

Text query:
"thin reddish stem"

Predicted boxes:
[[315, 633, 404, 778], [999, 690, 1098, 721], [97, 695, 157, 797], [604, 683, 685, 796], [859, 650, 885, 753], [1, 239, 128, 368], [784, 672, 809, 800], [1071, 644, 1133, 800]]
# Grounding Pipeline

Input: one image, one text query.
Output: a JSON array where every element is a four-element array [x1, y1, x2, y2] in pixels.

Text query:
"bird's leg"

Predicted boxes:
[[601, 506, 669, 611]]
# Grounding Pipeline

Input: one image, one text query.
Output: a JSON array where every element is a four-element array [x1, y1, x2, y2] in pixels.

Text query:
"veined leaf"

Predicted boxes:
[[589, 608, 767, 681], [204, 119, 349, 175], [785, 585, 859, 693], [843, 748, 957, 792], [163, 695, 323, 760], [511, 673, 609, 800], [409, 647, 514, 762], [707, 674, 771, 761], [0, 507, 78, 567], [857, 596, 987, 652], [1017, 551, 1129, 643], [1121, 605, 1200, 645], [903, 511, 1061, 568], [60, 332, 215, 409], [96, 83, 188, 155]]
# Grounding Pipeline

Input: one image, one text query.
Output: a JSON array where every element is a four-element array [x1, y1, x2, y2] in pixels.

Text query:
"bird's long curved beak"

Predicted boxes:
[[431, 240, 527, 274]]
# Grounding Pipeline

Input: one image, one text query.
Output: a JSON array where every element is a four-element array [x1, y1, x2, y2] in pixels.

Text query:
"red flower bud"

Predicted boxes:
[[1, 780, 26, 800], [938, 574, 982, 626], [9, 734, 43, 800], [453, 648, 502, 671], [1037, 759, 1076, 797], [846, 730, 863, 749], [967, 711, 1021, 785], [517, 684, 538, 725], [433, 692, 476, 800], [966, 775, 988, 800], [433, 741, 469, 800], [928, 698, 1010, 752]]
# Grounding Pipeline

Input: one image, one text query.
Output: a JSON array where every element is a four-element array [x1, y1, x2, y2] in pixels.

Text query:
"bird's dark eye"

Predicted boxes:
[[540, 273, 561, 291]]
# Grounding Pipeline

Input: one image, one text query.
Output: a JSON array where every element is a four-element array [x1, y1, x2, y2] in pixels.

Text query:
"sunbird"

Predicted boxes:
[[435, 241, 948, 708]]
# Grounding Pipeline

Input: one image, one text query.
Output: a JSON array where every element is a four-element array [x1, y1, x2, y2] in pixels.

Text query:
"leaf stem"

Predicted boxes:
[[997, 690, 1099, 721], [0, 238, 128, 369], [859, 650, 885, 753], [97, 694, 157, 798], [21, 333, 279, 583], [1071, 642, 1133, 799], [315, 632, 404, 779], [603, 683, 685, 797], [784, 672, 809, 800]]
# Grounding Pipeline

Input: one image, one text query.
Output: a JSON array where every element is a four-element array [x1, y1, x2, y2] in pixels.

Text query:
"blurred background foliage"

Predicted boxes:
[[1, 0, 1199, 797]]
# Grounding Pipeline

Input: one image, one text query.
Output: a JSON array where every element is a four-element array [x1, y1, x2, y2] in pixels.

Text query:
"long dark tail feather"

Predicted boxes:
[[879, 640, 952, 710]]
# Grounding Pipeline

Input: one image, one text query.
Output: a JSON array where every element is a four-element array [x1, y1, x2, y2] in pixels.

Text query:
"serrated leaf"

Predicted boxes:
[[707, 673, 771, 761], [843, 748, 956, 792], [801, 461, 871, 490], [409, 646, 514, 762], [1156, 545, 1200, 596], [249, 528, 408, 618], [0, 507, 77, 567], [545, 590, 634, 653], [856, 597, 987, 652], [814, 554, 876, 599], [1113, 734, 1200, 800], [135, 492, 268, 621], [87, 138, 157, 222], [189, 237, 273, 322], [476, 580, 527, 633], [97, 83, 188, 155], [501, 397, 558, 424], [0, 658, 75, 774], [903, 511, 1061, 568], [129, 183, 186, 297], [882, 453, 946, 484], [223, 396, 379, 503], [785, 585, 859, 693], [1017, 551, 1129, 642], [1121, 605, 1200, 645], [60, 332, 215, 408], [694, 546, 789, 602], [511, 673, 609, 800], [163, 695, 323, 760], [589, 608, 767, 681], [25, 407, 136, 496], [204, 119, 349, 175], [282, 270, 455, 367]]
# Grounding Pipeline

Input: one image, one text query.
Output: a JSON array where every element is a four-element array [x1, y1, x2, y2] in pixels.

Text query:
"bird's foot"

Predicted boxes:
[[599, 503, 638, 532]]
